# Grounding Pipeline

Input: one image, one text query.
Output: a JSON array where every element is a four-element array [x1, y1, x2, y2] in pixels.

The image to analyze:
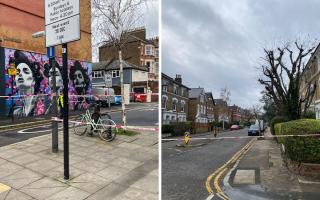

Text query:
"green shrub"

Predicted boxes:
[[162, 124, 174, 133], [270, 116, 289, 135], [162, 122, 192, 136], [302, 110, 316, 119], [274, 119, 320, 163], [171, 121, 192, 136]]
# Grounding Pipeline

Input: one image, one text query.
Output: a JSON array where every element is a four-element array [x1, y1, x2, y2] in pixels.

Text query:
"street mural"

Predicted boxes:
[[4, 48, 92, 117]]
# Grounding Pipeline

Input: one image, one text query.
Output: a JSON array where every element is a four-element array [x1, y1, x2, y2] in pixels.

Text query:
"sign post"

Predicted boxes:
[[105, 72, 112, 108], [8, 63, 16, 122], [47, 47, 58, 153], [45, 0, 80, 180]]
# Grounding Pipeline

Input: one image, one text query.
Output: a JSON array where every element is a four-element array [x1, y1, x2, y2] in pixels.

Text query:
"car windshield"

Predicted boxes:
[[250, 125, 259, 130]]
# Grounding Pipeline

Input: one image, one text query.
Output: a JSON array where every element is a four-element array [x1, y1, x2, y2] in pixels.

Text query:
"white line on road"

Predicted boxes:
[[205, 194, 215, 200], [18, 125, 62, 134]]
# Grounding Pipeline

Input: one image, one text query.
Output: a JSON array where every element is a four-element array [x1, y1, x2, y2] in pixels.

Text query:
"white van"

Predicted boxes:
[[92, 87, 115, 107]]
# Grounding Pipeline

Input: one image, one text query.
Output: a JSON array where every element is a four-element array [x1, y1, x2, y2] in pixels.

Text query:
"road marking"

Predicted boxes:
[[0, 183, 11, 193], [205, 194, 214, 200], [205, 139, 255, 200], [18, 125, 63, 134]]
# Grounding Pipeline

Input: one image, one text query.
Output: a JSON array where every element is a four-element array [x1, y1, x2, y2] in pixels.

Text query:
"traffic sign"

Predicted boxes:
[[47, 46, 55, 58], [45, 0, 80, 25], [8, 63, 16, 76], [105, 72, 112, 88], [45, 0, 80, 47]]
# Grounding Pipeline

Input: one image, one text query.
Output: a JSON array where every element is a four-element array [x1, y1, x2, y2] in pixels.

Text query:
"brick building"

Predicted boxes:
[[213, 98, 229, 122], [162, 73, 190, 124], [188, 88, 208, 123], [205, 92, 215, 122], [99, 27, 159, 82], [300, 43, 320, 118], [229, 104, 242, 123]]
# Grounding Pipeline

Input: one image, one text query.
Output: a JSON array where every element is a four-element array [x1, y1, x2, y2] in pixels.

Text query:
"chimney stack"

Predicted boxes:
[[175, 74, 182, 84]]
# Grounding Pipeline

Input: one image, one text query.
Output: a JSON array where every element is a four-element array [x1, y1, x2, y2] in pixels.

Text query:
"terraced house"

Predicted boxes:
[[162, 73, 190, 124], [300, 43, 320, 119]]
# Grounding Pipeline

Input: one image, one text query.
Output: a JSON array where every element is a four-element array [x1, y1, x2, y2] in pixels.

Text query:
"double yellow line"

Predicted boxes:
[[205, 138, 256, 200]]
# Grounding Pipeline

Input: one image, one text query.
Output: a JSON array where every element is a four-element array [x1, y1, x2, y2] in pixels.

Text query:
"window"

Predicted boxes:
[[155, 49, 159, 57], [162, 85, 168, 92], [173, 99, 178, 111], [181, 101, 185, 112], [173, 84, 178, 94], [145, 45, 153, 55], [112, 70, 120, 78], [93, 71, 104, 78], [162, 96, 168, 109]]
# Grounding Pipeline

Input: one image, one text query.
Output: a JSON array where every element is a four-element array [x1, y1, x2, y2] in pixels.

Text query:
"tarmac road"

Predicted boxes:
[[0, 103, 158, 147], [162, 128, 251, 200]]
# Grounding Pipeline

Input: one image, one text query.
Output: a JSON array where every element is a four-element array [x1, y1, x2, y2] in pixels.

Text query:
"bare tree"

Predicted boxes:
[[92, 0, 146, 127], [258, 41, 317, 120]]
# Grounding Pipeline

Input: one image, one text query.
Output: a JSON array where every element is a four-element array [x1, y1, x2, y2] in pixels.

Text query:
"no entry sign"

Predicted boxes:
[[45, 0, 80, 47]]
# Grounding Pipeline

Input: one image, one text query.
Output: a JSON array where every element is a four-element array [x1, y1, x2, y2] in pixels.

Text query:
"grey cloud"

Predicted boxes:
[[162, 0, 320, 108]]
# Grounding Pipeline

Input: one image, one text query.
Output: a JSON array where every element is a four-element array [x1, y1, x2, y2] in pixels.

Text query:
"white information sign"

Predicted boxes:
[[105, 72, 112, 88], [45, 15, 80, 47], [45, 0, 80, 47], [45, 0, 80, 25]]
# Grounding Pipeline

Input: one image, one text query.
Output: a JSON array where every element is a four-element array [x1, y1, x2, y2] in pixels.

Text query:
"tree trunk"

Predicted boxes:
[[119, 50, 127, 127]]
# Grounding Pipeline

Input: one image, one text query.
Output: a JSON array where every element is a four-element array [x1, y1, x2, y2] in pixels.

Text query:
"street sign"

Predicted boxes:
[[8, 63, 16, 76], [105, 72, 112, 88], [47, 46, 55, 58], [45, 0, 80, 25], [45, 0, 80, 47]]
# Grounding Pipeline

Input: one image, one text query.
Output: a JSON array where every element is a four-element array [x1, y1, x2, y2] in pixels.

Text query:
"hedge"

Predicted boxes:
[[162, 121, 192, 136], [270, 116, 289, 135], [274, 119, 320, 163]]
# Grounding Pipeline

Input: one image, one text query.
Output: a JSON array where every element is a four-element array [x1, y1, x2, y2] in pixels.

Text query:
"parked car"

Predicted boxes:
[[248, 125, 261, 136], [92, 87, 115, 107], [114, 95, 121, 105], [134, 93, 147, 102], [230, 125, 241, 131]]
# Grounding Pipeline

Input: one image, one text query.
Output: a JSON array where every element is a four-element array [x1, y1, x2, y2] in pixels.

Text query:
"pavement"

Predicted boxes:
[[0, 125, 158, 199], [221, 129, 320, 200]]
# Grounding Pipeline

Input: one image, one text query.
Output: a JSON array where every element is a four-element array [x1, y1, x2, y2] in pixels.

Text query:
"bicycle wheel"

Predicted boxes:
[[98, 118, 117, 142], [73, 115, 88, 136]]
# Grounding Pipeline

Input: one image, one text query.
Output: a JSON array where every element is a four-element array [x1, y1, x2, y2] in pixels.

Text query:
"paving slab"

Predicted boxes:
[[20, 177, 67, 200], [0, 162, 24, 179], [233, 169, 256, 184], [45, 186, 90, 200], [69, 172, 112, 193], [0, 188, 33, 200], [1, 169, 43, 189]]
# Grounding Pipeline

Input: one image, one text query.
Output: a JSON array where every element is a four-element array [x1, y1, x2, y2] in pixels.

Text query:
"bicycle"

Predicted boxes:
[[73, 104, 117, 142]]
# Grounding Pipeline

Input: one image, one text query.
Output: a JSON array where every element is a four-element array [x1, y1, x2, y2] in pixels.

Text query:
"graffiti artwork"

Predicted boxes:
[[4, 48, 92, 117]]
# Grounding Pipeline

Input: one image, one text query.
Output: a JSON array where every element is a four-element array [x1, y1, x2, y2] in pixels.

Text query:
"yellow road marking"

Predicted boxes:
[[205, 138, 255, 199], [0, 183, 11, 193]]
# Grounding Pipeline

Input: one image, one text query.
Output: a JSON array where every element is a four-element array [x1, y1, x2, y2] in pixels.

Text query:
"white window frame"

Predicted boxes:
[[173, 98, 178, 111], [162, 95, 168, 109], [145, 45, 153, 56], [112, 70, 120, 78], [181, 100, 185, 112]]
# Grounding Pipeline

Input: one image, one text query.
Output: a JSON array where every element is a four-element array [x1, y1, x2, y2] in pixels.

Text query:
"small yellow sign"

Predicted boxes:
[[8, 63, 16, 76], [184, 131, 190, 145]]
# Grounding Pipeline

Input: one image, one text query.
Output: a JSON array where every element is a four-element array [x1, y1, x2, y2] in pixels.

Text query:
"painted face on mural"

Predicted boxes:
[[15, 63, 35, 90], [49, 68, 63, 88], [73, 70, 85, 91]]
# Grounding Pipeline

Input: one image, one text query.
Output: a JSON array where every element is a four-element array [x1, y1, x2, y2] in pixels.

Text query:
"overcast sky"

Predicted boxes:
[[162, 0, 320, 108]]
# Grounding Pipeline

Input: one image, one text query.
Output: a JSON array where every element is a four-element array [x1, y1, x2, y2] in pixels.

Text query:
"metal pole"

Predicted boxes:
[[11, 75, 14, 122], [119, 50, 127, 126], [62, 43, 69, 180], [50, 56, 58, 153]]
